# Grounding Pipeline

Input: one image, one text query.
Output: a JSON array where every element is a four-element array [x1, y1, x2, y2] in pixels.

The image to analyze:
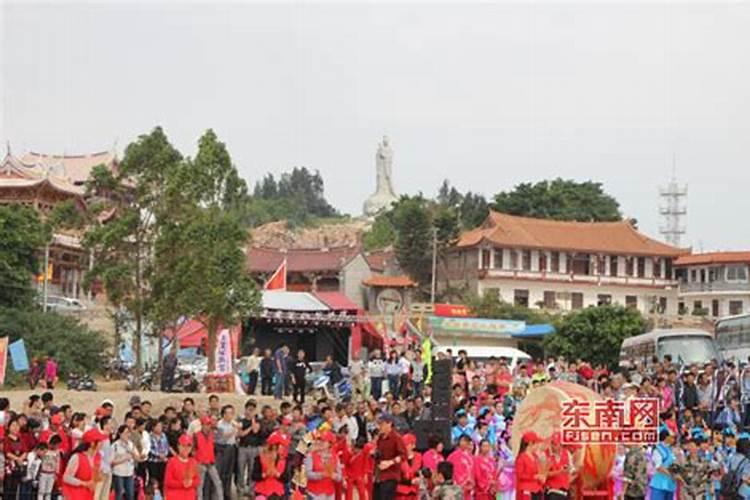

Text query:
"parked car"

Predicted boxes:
[[39, 295, 87, 313]]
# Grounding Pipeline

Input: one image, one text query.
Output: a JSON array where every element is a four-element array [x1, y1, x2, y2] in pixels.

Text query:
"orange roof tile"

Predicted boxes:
[[247, 245, 361, 273], [457, 211, 686, 257], [365, 248, 394, 272], [21, 151, 116, 185], [675, 251, 750, 266], [362, 275, 416, 287]]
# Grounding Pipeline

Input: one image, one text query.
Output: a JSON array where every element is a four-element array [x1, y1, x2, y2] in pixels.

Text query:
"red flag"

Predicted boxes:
[[264, 258, 287, 290]]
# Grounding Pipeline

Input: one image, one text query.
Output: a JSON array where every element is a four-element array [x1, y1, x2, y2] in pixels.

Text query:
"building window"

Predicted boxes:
[[727, 265, 749, 282], [543, 291, 557, 309], [665, 259, 673, 279], [730, 301, 744, 315], [659, 297, 667, 314], [510, 251, 518, 270], [551, 252, 560, 273], [693, 300, 704, 314], [653, 258, 661, 278], [625, 258, 634, 277], [493, 249, 503, 269], [597, 294, 612, 306], [571, 255, 590, 275], [481, 249, 491, 269], [514, 289, 530, 307], [596, 255, 605, 275], [521, 250, 531, 271], [571, 292, 584, 310], [610, 256, 618, 277], [625, 296, 637, 309], [539, 253, 548, 272], [712, 300, 720, 317], [637, 257, 646, 278], [678, 301, 686, 315]]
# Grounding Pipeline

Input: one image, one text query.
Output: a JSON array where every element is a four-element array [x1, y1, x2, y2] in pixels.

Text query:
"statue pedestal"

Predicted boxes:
[[363, 190, 398, 217]]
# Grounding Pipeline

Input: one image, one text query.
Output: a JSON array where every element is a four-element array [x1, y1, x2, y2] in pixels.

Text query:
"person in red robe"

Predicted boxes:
[[396, 433, 422, 500], [252, 431, 287, 500], [345, 438, 374, 500], [164, 434, 200, 500], [306, 430, 343, 500], [474, 439, 497, 500], [62, 428, 106, 500], [421, 435, 444, 474], [514, 431, 544, 500], [544, 432, 572, 500], [446, 434, 475, 497]]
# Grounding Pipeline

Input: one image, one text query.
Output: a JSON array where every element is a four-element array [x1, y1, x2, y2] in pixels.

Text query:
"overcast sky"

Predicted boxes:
[[2, 2, 749, 250]]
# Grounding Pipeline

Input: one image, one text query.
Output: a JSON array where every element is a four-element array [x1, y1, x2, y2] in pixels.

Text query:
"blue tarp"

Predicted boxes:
[[9, 339, 29, 372], [512, 324, 555, 338]]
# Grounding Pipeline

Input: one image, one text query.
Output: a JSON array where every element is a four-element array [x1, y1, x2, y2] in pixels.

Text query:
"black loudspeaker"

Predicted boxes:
[[431, 401, 452, 420], [430, 358, 453, 420], [432, 359, 452, 390], [414, 418, 452, 452]]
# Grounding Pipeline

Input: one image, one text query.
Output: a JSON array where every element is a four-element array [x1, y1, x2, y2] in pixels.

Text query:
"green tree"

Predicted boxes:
[[248, 166, 339, 227], [175, 130, 262, 370], [362, 211, 396, 251], [465, 289, 552, 324], [434, 180, 488, 229], [0, 205, 46, 308], [392, 196, 433, 287], [0, 307, 108, 382], [544, 304, 646, 368], [492, 178, 621, 222], [84, 126, 183, 371], [459, 192, 489, 228]]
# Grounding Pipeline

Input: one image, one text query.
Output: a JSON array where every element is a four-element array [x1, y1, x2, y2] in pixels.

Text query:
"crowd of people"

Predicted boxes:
[[3, 346, 750, 499]]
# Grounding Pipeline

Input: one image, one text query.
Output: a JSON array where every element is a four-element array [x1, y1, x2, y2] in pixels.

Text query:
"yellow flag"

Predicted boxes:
[[422, 336, 432, 384]]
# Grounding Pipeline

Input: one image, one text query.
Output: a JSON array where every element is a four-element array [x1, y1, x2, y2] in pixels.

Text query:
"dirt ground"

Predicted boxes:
[[6, 379, 276, 415]]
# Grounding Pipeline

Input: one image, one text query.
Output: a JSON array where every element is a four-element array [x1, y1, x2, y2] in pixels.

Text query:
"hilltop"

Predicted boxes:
[[249, 218, 372, 249]]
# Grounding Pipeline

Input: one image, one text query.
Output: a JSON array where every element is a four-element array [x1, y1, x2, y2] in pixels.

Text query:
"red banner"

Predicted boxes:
[[0, 337, 8, 386], [433, 303, 473, 317]]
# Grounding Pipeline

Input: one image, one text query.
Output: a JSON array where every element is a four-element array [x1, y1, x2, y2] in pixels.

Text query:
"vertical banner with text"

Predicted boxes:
[[215, 329, 232, 375]]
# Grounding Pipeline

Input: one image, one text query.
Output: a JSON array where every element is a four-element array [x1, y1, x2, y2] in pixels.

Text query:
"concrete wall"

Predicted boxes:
[[342, 254, 371, 308]]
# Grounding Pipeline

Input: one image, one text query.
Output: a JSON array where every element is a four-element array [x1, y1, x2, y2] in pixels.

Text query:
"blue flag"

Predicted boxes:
[[9, 339, 29, 372]]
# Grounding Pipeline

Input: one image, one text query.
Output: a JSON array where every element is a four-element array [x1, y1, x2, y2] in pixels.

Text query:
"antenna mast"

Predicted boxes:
[[659, 155, 687, 247]]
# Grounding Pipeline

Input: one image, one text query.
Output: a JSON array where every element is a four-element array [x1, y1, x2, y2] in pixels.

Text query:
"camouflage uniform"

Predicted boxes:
[[680, 452, 711, 500], [431, 480, 464, 500], [623, 446, 648, 499]]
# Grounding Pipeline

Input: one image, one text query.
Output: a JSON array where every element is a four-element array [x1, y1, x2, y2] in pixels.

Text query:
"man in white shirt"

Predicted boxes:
[[368, 351, 386, 400]]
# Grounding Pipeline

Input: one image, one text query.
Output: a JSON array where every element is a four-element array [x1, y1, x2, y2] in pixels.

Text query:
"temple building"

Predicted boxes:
[[441, 211, 688, 315], [246, 245, 372, 307], [0, 147, 118, 300], [674, 251, 750, 317]]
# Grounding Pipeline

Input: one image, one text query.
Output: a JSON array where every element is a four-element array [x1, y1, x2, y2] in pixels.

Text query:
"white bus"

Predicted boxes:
[[715, 313, 750, 362], [620, 329, 721, 369]]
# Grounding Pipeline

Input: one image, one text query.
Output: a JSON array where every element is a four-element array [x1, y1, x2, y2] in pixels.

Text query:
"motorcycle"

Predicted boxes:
[[104, 357, 132, 380], [67, 373, 97, 391], [169, 369, 200, 393], [126, 368, 154, 391]]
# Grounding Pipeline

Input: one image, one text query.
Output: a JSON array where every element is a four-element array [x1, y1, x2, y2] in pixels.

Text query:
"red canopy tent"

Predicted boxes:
[[163, 319, 242, 357]]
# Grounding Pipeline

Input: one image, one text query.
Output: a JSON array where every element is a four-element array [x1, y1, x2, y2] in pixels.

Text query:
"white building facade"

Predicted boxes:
[[442, 211, 686, 316], [675, 252, 750, 318]]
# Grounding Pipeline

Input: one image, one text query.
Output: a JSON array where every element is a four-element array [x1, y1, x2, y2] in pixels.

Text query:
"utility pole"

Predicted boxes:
[[430, 227, 437, 304]]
